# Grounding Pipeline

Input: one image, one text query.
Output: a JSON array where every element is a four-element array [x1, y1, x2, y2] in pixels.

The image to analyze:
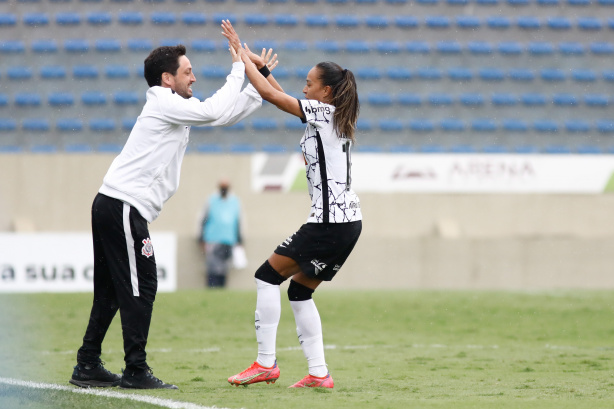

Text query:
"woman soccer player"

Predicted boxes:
[[222, 21, 362, 389]]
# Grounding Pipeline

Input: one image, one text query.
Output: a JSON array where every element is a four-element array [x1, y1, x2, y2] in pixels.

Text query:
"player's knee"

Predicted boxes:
[[287, 279, 314, 301], [254, 260, 286, 285]]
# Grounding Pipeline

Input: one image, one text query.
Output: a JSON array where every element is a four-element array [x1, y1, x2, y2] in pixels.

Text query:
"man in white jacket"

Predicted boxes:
[[69, 38, 261, 390]]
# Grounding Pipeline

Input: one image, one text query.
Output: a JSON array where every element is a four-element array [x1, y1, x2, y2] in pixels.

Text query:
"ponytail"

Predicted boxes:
[[315, 62, 360, 143]]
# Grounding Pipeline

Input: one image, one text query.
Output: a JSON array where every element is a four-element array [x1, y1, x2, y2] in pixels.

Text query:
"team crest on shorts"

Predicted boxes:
[[141, 238, 154, 258]]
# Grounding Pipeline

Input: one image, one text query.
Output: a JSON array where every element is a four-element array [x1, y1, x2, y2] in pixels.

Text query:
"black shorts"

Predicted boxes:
[[274, 221, 362, 281]]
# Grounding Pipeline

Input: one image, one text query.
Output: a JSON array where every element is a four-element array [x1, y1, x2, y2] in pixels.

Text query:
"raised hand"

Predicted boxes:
[[221, 20, 241, 52], [243, 44, 279, 71]]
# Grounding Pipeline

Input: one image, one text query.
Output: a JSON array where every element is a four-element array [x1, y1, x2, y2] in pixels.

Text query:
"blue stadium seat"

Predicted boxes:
[[448, 0, 469, 4], [559, 42, 585, 55], [395, 16, 419, 28], [419, 144, 445, 153], [406, 41, 431, 53], [48, 92, 74, 106], [417, 67, 442, 80], [440, 118, 465, 131], [522, 93, 547, 105], [128, 38, 153, 51], [30, 145, 57, 153], [389, 145, 414, 153], [547, 16, 572, 30], [590, 42, 614, 55], [271, 67, 290, 79], [568, 0, 591, 4], [0, 146, 23, 153], [191, 39, 217, 52], [471, 118, 497, 131], [284, 40, 308, 52], [576, 145, 602, 154], [31, 39, 58, 53], [514, 145, 538, 153], [81, 91, 107, 105], [528, 42, 554, 55], [335, 15, 360, 28], [275, 14, 298, 26], [508, 0, 529, 5], [40, 66, 66, 79], [64, 39, 89, 53], [367, 93, 394, 106], [151, 12, 176, 25], [252, 118, 278, 130], [437, 41, 462, 54], [245, 14, 269, 26], [65, 144, 93, 153], [73, 65, 99, 78], [540, 68, 566, 81], [487, 16, 511, 29], [95, 39, 121, 52], [345, 40, 371, 53], [509, 68, 535, 81], [552, 93, 578, 106], [15, 92, 41, 107], [0, 118, 17, 131], [160, 38, 184, 47], [584, 94, 610, 106], [456, 15, 480, 28], [7, 67, 33, 80], [0, 94, 7, 107], [538, 0, 559, 4], [355, 67, 381, 80], [56, 12, 81, 26], [0, 13, 17, 26], [22, 118, 50, 131], [295, 66, 311, 78], [182, 12, 206, 25], [261, 144, 288, 153], [479, 67, 504, 81], [23, 13, 50, 26], [356, 119, 373, 131], [596, 120, 614, 133], [543, 145, 571, 154], [425, 16, 451, 28], [460, 93, 484, 105], [517, 16, 541, 29], [502, 118, 528, 131], [87, 12, 111, 25], [114, 91, 139, 105], [121, 118, 137, 130], [498, 41, 523, 55], [565, 119, 591, 132], [105, 65, 131, 78], [476, 0, 499, 4], [398, 93, 422, 105], [56, 118, 83, 131], [387, 67, 412, 80], [534, 119, 559, 132], [376, 41, 402, 54], [603, 70, 614, 82], [429, 93, 453, 105], [450, 144, 476, 153], [119, 11, 144, 25], [229, 144, 254, 153], [492, 93, 518, 105], [482, 145, 508, 153], [0, 40, 25, 54], [468, 41, 493, 54], [598, 0, 614, 4], [195, 144, 223, 153], [379, 119, 404, 131], [365, 15, 390, 28], [577, 17, 602, 30], [90, 118, 116, 131], [571, 69, 596, 82], [409, 119, 434, 131], [448, 67, 473, 81], [315, 40, 340, 53], [201, 66, 228, 78], [305, 15, 329, 27]]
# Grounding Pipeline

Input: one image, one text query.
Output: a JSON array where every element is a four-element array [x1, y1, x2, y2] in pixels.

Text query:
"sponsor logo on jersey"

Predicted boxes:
[[305, 105, 331, 115], [141, 238, 154, 258], [311, 259, 327, 275], [349, 201, 360, 209]]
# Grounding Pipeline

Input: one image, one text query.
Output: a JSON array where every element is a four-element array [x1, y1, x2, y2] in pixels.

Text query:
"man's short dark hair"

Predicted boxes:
[[143, 45, 187, 87]]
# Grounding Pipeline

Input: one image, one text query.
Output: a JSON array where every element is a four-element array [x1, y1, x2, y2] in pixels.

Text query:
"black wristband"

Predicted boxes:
[[258, 65, 271, 78]]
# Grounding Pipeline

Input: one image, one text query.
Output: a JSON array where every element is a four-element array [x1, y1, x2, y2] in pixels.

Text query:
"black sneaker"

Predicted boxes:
[[120, 367, 179, 390], [69, 362, 121, 388]]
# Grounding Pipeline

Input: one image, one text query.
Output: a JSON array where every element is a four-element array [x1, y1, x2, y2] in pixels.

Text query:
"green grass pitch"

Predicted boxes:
[[1, 289, 614, 408]]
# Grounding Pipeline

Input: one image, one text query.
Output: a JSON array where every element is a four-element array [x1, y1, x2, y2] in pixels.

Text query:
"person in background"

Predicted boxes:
[[198, 178, 243, 288]]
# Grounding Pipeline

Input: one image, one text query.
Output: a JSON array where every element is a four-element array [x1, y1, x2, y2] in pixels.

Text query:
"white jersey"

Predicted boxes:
[[99, 62, 261, 223], [298, 99, 362, 224]]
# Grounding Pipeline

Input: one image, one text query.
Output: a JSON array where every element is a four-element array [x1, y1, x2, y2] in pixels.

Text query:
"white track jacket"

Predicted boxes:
[[99, 62, 261, 222]]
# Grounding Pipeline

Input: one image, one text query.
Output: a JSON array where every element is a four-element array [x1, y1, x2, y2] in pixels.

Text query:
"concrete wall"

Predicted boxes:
[[2, 153, 614, 290]]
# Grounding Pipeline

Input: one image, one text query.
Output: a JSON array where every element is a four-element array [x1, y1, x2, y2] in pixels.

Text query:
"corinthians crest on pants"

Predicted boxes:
[[141, 237, 154, 258]]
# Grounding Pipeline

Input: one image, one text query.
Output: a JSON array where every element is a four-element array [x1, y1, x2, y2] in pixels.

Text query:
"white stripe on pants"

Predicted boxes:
[[123, 203, 140, 297]]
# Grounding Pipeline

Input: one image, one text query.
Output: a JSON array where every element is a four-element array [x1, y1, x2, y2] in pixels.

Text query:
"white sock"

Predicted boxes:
[[255, 278, 280, 368], [290, 299, 328, 377]]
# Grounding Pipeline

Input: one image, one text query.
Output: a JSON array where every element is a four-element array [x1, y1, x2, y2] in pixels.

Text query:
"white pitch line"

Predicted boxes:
[[0, 377, 233, 409]]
